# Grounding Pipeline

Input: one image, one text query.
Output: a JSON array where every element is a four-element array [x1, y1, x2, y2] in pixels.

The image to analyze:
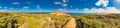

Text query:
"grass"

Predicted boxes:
[[0, 12, 120, 28], [0, 12, 69, 28]]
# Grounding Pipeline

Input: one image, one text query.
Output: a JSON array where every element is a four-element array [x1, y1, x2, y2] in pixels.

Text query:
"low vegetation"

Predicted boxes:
[[75, 14, 120, 28], [0, 12, 120, 28], [0, 12, 69, 28]]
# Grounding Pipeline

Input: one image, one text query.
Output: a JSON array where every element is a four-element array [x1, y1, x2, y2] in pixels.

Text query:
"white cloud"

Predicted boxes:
[[84, 7, 120, 13], [62, 4, 68, 7], [84, 8, 89, 13], [85, 0, 120, 13], [86, 0, 120, 13], [12, 2, 20, 5], [54, 2, 68, 7], [75, 8, 79, 10], [23, 6, 29, 9], [115, 0, 120, 3], [54, 0, 69, 7], [54, 2, 62, 4], [58, 8, 64, 11], [95, 0, 109, 7], [26, 1, 32, 4], [63, 0, 69, 3]]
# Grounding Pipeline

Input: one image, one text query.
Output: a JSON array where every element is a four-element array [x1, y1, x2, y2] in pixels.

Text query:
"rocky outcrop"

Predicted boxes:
[[51, 11, 71, 16]]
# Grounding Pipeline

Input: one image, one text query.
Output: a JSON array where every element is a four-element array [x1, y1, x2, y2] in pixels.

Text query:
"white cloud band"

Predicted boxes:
[[84, 7, 120, 13]]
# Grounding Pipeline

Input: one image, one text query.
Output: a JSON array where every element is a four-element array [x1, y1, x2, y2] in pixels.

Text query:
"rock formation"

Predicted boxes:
[[51, 11, 71, 16]]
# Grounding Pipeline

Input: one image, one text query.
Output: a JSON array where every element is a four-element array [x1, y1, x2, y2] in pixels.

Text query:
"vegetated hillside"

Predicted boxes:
[[0, 12, 120, 28], [75, 14, 120, 28], [0, 12, 70, 28]]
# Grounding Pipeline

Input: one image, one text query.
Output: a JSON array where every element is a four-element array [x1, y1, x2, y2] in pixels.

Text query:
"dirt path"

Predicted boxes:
[[63, 17, 76, 28], [18, 23, 28, 28]]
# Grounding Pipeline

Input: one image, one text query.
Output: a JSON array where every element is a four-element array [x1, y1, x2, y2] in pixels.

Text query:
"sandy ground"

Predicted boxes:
[[63, 17, 76, 28]]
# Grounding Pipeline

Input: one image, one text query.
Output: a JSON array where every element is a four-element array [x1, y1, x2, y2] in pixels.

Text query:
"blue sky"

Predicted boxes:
[[0, 0, 119, 13]]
